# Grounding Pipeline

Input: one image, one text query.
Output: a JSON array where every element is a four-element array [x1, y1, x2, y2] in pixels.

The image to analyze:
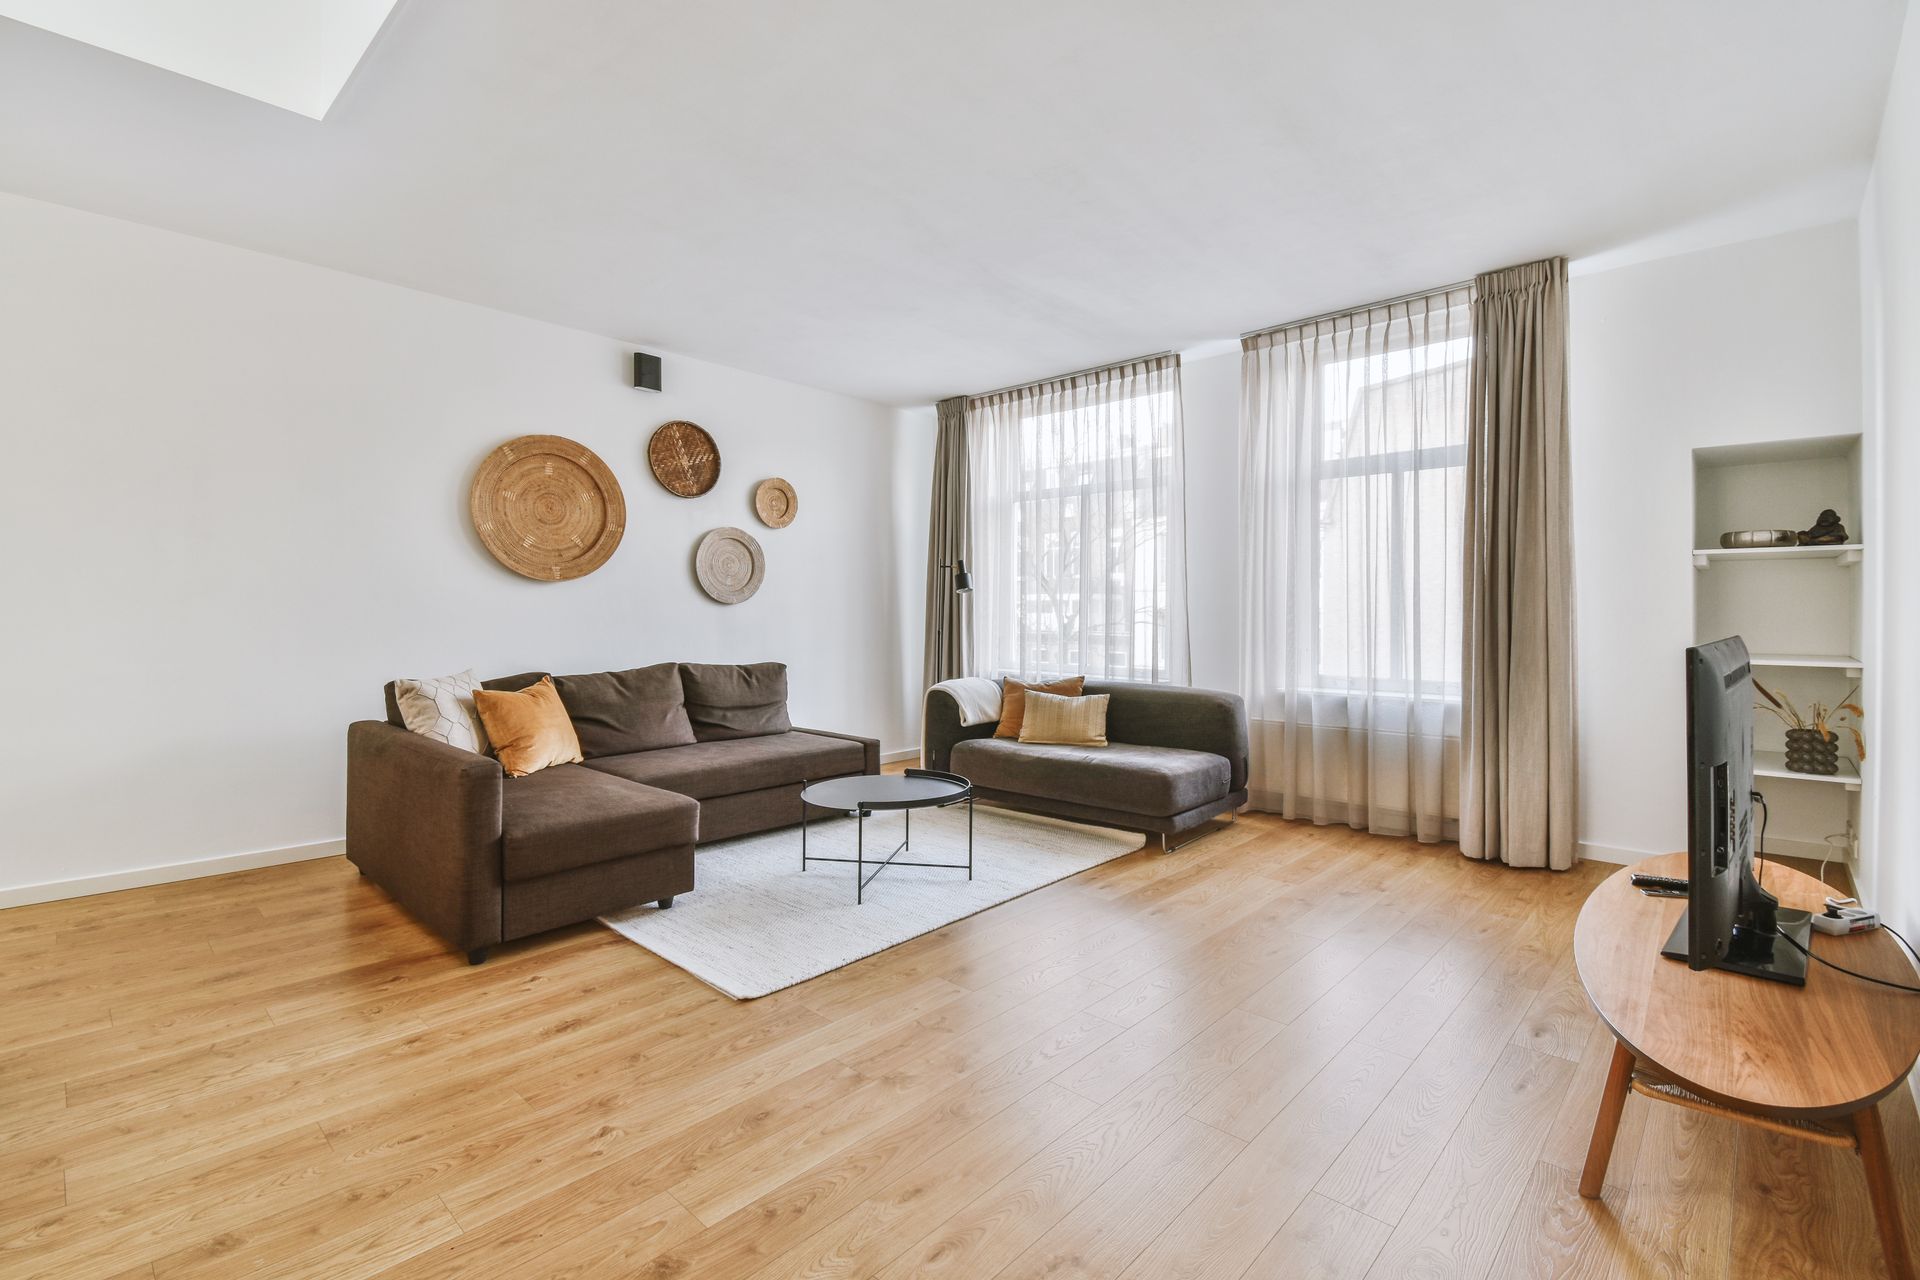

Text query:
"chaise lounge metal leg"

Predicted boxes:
[[1158, 812, 1239, 854]]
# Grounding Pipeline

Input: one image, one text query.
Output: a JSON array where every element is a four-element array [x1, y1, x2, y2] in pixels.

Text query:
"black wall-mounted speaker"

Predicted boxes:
[[633, 352, 662, 392]]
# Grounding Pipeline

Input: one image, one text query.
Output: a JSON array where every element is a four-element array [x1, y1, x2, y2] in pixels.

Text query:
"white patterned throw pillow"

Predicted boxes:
[[393, 669, 489, 753]]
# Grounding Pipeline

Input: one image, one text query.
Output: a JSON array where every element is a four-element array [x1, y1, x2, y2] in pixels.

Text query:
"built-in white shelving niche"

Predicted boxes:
[[1691, 434, 1865, 860]]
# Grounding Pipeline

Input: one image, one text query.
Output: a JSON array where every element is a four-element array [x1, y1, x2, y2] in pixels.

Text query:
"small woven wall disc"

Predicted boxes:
[[753, 477, 798, 528], [470, 435, 626, 581], [694, 526, 765, 604], [648, 421, 721, 497]]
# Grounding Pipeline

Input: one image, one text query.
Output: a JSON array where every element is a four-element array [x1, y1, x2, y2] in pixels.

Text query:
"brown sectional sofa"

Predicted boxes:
[[922, 680, 1248, 849], [348, 661, 877, 962]]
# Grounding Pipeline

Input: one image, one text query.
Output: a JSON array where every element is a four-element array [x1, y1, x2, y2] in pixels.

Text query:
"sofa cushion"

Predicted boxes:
[[385, 670, 549, 728], [474, 677, 585, 778], [555, 663, 697, 757], [390, 669, 488, 753], [680, 662, 792, 741], [584, 731, 862, 801], [949, 737, 1230, 818], [995, 675, 1085, 739], [1018, 691, 1110, 747], [501, 765, 697, 882]]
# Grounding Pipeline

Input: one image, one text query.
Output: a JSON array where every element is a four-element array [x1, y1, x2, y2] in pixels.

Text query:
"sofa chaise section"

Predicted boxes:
[[347, 722, 697, 964]]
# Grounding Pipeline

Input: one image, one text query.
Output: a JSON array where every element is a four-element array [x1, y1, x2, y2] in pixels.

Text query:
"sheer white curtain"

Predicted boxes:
[[1239, 288, 1471, 840], [968, 354, 1189, 683]]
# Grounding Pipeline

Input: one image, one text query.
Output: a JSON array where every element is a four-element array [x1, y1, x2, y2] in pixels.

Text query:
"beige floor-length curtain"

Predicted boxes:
[[923, 395, 972, 689], [1461, 258, 1577, 870], [1239, 288, 1472, 840]]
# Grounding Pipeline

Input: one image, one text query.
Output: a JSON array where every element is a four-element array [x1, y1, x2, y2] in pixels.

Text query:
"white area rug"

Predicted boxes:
[[600, 805, 1140, 998]]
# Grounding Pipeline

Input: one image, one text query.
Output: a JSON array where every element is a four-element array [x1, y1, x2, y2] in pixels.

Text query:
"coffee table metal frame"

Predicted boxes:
[[800, 769, 973, 904]]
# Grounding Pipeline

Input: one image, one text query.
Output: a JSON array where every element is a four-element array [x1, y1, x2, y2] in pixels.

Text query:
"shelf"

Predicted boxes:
[[1753, 750, 1860, 792], [1692, 544, 1862, 570], [1749, 653, 1864, 676]]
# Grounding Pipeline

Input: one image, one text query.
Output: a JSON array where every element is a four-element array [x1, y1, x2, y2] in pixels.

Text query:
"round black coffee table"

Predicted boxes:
[[800, 769, 973, 904]]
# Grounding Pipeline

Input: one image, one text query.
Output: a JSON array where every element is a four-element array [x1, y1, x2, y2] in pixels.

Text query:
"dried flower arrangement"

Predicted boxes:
[[1753, 679, 1867, 761]]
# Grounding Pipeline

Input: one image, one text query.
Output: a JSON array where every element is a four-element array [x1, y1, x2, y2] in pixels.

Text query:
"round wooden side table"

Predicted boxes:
[[1574, 853, 1920, 1279]]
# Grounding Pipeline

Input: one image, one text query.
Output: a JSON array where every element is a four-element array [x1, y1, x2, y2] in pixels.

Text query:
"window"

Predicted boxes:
[[1238, 285, 1471, 835], [1311, 334, 1470, 695], [967, 355, 1188, 684]]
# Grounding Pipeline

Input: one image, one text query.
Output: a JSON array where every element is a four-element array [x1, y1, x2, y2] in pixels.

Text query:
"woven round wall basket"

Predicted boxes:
[[694, 526, 765, 604], [469, 434, 626, 581], [753, 477, 798, 528], [648, 421, 721, 497]]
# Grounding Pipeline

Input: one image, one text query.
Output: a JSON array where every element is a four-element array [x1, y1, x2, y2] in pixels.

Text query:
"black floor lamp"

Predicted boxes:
[[934, 559, 972, 682]]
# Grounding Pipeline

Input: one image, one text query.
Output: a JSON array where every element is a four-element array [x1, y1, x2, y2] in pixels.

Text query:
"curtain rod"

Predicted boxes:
[[968, 350, 1176, 401], [1239, 279, 1474, 343]]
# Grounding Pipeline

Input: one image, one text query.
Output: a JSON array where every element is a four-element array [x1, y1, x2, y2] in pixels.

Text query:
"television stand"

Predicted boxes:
[[1658, 906, 1811, 984], [1577, 854, 1920, 1280]]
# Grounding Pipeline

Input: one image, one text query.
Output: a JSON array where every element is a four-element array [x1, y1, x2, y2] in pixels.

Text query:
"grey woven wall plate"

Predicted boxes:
[[694, 526, 765, 604]]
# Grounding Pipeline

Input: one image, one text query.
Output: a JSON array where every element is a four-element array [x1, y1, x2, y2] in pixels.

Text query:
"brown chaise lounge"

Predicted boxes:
[[921, 679, 1248, 850], [347, 661, 877, 962]]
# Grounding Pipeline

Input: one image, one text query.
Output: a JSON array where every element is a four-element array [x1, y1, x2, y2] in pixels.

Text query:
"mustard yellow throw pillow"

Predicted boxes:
[[1017, 691, 1110, 747], [995, 675, 1085, 739], [473, 676, 584, 777]]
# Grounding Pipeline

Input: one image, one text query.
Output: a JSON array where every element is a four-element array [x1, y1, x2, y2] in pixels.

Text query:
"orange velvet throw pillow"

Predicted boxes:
[[995, 675, 1086, 739], [473, 676, 584, 777]]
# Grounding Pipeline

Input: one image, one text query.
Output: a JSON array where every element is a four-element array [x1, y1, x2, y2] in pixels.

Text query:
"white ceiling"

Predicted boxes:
[[0, 1, 1905, 405], [0, 0, 400, 119]]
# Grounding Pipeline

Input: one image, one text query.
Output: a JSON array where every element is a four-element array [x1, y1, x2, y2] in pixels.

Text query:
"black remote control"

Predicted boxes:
[[1629, 873, 1689, 892]]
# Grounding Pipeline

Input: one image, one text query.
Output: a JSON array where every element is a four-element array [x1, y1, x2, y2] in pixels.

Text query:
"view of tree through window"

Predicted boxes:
[[969, 357, 1187, 684]]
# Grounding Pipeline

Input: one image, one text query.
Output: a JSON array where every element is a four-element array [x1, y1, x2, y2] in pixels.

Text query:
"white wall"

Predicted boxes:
[[1568, 221, 1864, 863], [0, 192, 914, 903], [1859, 9, 1919, 948], [1179, 349, 1243, 695]]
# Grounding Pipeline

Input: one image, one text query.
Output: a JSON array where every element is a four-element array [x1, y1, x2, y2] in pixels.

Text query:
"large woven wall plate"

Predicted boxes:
[[648, 421, 720, 497], [470, 435, 626, 581], [753, 477, 798, 528], [694, 526, 765, 604]]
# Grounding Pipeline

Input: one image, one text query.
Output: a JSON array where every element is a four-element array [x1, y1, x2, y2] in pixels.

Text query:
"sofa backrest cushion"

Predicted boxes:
[[384, 670, 549, 728], [679, 662, 792, 741], [554, 663, 697, 757]]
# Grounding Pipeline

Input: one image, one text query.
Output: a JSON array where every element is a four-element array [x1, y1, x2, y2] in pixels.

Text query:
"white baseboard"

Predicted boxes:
[[0, 838, 346, 910], [1579, 836, 1846, 867], [882, 748, 921, 765], [1577, 841, 1655, 866]]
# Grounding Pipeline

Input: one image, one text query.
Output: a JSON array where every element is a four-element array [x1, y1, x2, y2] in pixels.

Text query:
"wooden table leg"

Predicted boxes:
[[1856, 1102, 1915, 1280], [1579, 1038, 1636, 1198]]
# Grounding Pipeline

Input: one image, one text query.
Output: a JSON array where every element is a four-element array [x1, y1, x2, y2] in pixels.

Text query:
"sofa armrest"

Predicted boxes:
[[346, 720, 506, 951], [920, 687, 1000, 774], [793, 726, 881, 776], [1086, 683, 1250, 793]]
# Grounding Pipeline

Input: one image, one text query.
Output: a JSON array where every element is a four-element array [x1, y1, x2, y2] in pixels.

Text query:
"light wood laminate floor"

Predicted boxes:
[[2, 811, 1915, 1279]]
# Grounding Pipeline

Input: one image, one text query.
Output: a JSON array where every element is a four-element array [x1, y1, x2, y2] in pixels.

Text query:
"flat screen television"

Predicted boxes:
[[1659, 636, 1811, 985]]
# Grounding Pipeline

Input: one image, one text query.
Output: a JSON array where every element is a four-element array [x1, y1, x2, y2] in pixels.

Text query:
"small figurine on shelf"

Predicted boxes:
[[1797, 509, 1850, 546]]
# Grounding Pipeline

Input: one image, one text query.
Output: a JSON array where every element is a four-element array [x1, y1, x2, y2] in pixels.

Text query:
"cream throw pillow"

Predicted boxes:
[[393, 669, 488, 753], [1017, 690, 1110, 747]]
